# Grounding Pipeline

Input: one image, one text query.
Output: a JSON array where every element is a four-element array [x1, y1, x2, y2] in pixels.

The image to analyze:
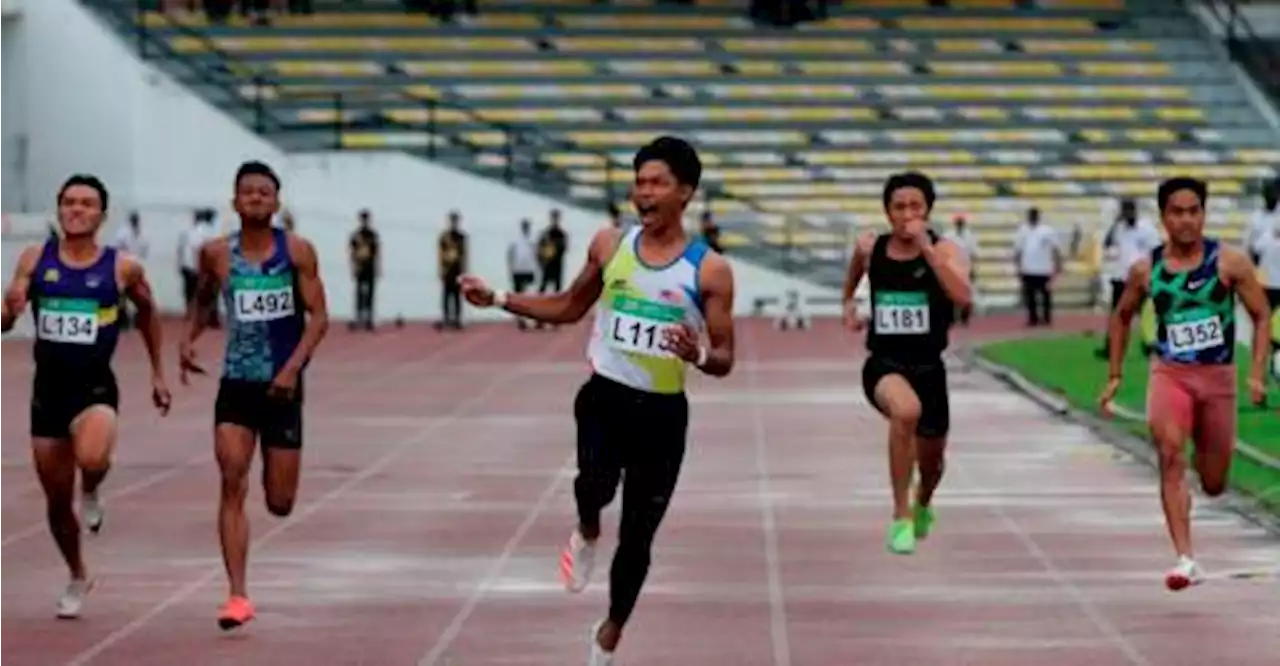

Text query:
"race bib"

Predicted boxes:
[[36, 297, 99, 345], [1165, 308, 1225, 354], [874, 291, 930, 335], [605, 295, 683, 358], [231, 274, 295, 323]]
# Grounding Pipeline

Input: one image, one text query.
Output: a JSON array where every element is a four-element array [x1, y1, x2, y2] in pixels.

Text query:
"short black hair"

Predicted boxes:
[[633, 136, 702, 190], [882, 171, 936, 212], [1157, 177, 1207, 212], [58, 174, 109, 211], [235, 160, 281, 192]]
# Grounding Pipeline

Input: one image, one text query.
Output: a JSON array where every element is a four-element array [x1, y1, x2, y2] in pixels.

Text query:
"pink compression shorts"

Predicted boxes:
[[1147, 360, 1237, 453]]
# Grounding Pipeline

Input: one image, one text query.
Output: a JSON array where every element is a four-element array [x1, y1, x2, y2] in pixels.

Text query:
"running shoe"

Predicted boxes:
[[56, 578, 94, 619], [587, 619, 615, 666], [886, 518, 916, 555], [560, 529, 596, 593], [913, 503, 936, 540], [1165, 556, 1203, 591], [83, 491, 104, 535], [217, 595, 256, 630]]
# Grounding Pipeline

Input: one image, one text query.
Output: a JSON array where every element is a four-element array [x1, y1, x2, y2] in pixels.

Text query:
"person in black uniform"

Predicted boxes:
[[840, 171, 973, 556]]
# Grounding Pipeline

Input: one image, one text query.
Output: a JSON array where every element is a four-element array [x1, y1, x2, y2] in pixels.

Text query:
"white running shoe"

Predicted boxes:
[[83, 492, 104, 535], [559, 529, 596, 593], [1165, 555, 1204, 591], [587, 619, 615, 666], [56, 578, 94, 619]]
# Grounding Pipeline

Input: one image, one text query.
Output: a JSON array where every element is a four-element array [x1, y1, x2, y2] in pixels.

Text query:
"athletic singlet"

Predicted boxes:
[[29, 241, 121, 373], [1150, 238, 1235, 365], [221, 228, 306, 382], [865, 231, 953, 362], [586, 226, 710, 395]]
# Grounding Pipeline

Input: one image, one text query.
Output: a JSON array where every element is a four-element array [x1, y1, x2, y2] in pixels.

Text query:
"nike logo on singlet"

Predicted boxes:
[[1186, 278, 1206, 290]]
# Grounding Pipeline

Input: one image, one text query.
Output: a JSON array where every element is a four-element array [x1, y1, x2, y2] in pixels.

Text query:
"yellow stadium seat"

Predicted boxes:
[[383, 108, 473, 124], [1040, 0, 1126, 8], [887, 129, 1065, 144], [733, 61, 788, 76], [453, 83, 648, 99], [459, 131, 509, 147], [1154, 108, 1207, 121], [957, 107, 1013, 121], [171, 35, 536, 53], [616, 107, 878, 123], [761, 231, 846, 247], [553, 37, 703, 52], [469, 13, 543, 29], [801, 150, 979, 165], [1127, 128, 1181, 143], [797, 61, 913, 76], [1025, 106, 1138, 121], [1077, 149, 1153, 163], [558, 15, 742, 29], [339, 132, 445, 149], [608, 60, 719, 76], [705, 84, 860, 99], [1010, 181, 1089, 196], [272, 61, 382, 76], [719, 38, 874, 54], [565, 132, 677, 149], [695, 131, 811, 146], [1235, 149, 1280, 164], [900, 18, 1097, 32], [1021, 39, 1156, 54], [475, 108, 604, 123], [802, 17, 882, 30], [1078, 62, 1173, 77], [878, 84, 1188, 100], [403, 85, 443, 99], [929, 61, 1066, 76], [1054, 165, 1271, 180], [932, 39, 1005, 53], [399, 60, 594, 76]]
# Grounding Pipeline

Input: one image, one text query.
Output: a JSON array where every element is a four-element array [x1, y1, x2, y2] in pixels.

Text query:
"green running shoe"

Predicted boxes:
[[913, 504, 935, 540], [886, 518, 916, 555]]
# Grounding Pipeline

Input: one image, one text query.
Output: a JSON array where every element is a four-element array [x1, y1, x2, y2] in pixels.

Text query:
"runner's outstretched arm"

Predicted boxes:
[[121, 256, 165, 379], [1, 246, 39, 333], [694, 253, 734, 376], [279, 235, 329, 375], [1221, 248, 1271, 404], [462, 227, 617, 324], [921, 238, 972, 309]]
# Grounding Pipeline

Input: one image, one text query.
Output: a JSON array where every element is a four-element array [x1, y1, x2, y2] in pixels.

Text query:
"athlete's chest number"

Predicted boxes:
[[874, 291, 930, 335], [36, 298, 99, 345], [1166, 314, 1225, 354], [230, 274, 296, 323], [605, 295, 685, 358]]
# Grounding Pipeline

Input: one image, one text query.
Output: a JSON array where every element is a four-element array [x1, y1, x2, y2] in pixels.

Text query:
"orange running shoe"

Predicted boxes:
[[217, 595, 256, 630]]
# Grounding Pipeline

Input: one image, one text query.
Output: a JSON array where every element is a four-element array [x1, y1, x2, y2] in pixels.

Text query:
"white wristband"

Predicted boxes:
[[696, 345, 709, 368], [492, 289, 508, 308]]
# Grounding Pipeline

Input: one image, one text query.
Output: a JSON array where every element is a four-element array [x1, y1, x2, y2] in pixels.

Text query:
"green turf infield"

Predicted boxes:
[[976, 332, 1279, 514]]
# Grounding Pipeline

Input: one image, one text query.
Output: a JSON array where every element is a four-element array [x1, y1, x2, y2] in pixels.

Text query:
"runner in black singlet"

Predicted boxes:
[[841, 172, 973, 556], [1, 174, 172, 618]]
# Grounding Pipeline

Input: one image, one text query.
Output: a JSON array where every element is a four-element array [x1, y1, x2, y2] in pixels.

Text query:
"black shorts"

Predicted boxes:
[[30, 368, 119, 440], [214, 378, 304, 449], [861, 355, 950, 438]]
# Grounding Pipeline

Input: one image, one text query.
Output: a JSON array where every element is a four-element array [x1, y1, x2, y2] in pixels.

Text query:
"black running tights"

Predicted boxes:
[[573, 373, 688, 628]]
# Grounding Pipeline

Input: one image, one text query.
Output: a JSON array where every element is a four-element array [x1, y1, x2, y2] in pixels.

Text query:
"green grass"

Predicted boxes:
[[976, 333, 1280, 514]]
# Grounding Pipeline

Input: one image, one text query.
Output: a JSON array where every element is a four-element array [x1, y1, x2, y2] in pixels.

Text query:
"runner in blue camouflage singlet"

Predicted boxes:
[[178, 161, 329, 631]]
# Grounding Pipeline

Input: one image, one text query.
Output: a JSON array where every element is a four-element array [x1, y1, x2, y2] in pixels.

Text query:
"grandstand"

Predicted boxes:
[[88, 0, 1279, 306]]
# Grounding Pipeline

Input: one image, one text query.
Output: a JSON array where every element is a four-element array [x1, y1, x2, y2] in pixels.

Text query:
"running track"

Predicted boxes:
[[3, 315, 1278, 666]]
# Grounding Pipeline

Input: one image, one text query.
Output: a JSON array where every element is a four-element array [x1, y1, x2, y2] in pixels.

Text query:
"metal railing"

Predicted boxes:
[[1195, 0, 1280, 105]]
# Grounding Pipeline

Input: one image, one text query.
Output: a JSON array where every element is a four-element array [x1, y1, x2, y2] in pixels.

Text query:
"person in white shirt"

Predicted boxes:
[[507, 219, 540, 330], [177, 209, 221, 328], [946, 214, 980, 325], [1097, 199, 1162, 357], [1246, 181, 1277, 265], [112, 212, 150, 330], [1013, 207, 1062, 327], [1250, 211, 1280, 379]]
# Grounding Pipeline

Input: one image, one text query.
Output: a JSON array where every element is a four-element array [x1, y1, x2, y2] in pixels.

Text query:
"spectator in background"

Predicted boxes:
[[607, 202, 624, 229], [700, 210, 723, 253], [437, 210, 467, 330], [177, 209, 221, 329], [507, 219, 540, 330], [537, 209, 567, 294], [1247, 180, 1278, 265], [1096, 198, 1160, 358], [112, 212, 150, 330], [1013, 207, 1062, 327], [946, 214, 979, 326], [349, 209, 380, 332]]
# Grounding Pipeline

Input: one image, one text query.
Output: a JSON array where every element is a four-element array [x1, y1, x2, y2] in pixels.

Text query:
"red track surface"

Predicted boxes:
[[3, 315, 1278, 665]]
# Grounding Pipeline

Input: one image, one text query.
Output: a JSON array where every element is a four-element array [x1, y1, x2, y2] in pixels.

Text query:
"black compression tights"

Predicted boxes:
[[573, 374, 688, 627]]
